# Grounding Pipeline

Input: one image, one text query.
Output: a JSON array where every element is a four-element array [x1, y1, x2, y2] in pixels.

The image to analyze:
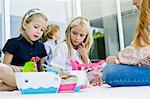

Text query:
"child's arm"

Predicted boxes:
[[3, 51, 23, 71], [3, 51, 13, 64]]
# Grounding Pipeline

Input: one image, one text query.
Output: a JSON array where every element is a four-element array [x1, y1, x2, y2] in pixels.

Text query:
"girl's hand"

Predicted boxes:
[[77, 43, 88, 56], [59, 71, 71, 79], [77, 43, 89, 63]]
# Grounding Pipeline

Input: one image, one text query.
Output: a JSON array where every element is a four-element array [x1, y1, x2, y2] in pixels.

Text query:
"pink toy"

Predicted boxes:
[[71, 59, 106, 86], [71, 59, 105, 71], [58, 83, 77, 93]]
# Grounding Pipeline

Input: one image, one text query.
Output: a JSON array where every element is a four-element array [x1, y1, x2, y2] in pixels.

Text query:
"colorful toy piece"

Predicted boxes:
[[71, 59, 105, 71], [71, 60, 106, 86], [42, 64, 60, 74], [22, 61, 37, 72]]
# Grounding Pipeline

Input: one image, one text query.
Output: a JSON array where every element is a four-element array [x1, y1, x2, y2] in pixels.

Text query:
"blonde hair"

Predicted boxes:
[[65, 16, 94, 57], [20, 8, 48, 34], [133, 0, 150, 48], [43, 24, 60, 39]]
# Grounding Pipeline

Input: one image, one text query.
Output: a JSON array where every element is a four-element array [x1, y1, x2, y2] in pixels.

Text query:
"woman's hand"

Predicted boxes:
[[106, 56, 120, 64], [138, 56, 150, 67]]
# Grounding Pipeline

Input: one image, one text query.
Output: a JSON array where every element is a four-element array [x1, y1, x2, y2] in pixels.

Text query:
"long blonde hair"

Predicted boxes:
[[133, 0, 150, 48], [65, 16, 94, 57]]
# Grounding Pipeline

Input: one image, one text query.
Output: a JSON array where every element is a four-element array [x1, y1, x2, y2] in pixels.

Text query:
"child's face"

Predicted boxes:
[[23, 16, 47, 43], [70, 25, 87, 46]]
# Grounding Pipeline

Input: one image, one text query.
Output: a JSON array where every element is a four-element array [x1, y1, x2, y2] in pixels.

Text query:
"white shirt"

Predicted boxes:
[[44, 39, 57, 65], [50, 41, 81, 71]]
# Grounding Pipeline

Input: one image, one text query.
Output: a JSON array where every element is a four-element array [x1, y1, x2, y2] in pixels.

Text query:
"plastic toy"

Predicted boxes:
[[71, 59, 106, 86], [42, 64, 87, 92], [42, 64, 60, 74], [71, 59, 105, 71], [22, 61, 37, 72], [15, 71, 87, 94], [30, 56, 41, 71]]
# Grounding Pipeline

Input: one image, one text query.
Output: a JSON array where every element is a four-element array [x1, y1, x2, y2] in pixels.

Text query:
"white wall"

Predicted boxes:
[[10, 0, 68, 24]]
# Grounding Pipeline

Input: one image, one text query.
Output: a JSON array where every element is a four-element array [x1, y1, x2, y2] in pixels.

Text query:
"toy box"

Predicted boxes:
[[15, 71, 87, 94]]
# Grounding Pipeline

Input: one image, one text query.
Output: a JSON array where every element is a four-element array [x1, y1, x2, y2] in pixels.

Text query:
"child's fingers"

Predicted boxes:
[[78, 45, 83, 49], [78, 43, 85, 48], [81, 42, 85, 47], [59, 71, 71, 79]]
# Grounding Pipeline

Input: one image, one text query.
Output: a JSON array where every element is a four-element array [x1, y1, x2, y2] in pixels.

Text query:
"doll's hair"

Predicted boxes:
[[43, 24, 60, 39]]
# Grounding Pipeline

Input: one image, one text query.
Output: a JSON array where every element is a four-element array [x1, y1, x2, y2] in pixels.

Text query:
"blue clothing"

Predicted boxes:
[[102, 64, 150, 87], [2, 35, 47, 71]]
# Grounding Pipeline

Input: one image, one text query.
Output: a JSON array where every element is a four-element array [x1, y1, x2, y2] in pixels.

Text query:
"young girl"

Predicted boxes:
[[50, 17, 102, 85], [0, 8, 48, 91], [43, 24, 60, 65], [103, 0, 150, 87]]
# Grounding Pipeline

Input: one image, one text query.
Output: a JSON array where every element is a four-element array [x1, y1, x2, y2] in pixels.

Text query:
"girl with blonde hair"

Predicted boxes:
[[0, 8, 48, 91], [50, 17, 102, 85], [103, 0, 150, 87], [51, 17, 93, 70]]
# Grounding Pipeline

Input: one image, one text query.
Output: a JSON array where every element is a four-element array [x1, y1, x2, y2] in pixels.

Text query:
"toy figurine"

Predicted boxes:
[[42, 64, 60, 74], [22, 61, 37, 72]]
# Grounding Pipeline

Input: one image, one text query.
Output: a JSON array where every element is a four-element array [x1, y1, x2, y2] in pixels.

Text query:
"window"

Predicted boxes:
[[81, 0, 138, 61], [81, 0, 119, 60], [120, 0, 139, 46]]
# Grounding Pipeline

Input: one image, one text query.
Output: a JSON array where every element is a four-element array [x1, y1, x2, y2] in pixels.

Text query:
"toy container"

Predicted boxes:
[[15, 71, 87, 94]]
